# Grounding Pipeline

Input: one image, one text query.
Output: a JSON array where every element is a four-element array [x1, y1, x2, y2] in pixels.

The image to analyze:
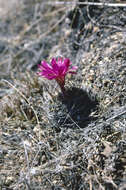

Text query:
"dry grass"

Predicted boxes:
[[0, 0, 126, 189]]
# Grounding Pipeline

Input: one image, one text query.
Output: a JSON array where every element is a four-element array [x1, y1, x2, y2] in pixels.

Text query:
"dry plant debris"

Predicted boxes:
[[0, 0, 126, 189]]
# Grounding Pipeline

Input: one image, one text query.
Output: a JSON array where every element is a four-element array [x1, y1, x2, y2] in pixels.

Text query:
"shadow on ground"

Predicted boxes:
[[54, 87, 99, 129]]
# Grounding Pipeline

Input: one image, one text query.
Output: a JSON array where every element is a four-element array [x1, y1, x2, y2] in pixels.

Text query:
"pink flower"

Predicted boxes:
[[37, 57, 77, 94]]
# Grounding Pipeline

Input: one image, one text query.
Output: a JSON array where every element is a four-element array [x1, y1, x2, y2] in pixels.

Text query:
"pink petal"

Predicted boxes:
[[38, 61, 57, 76], [56, 58, 68, 76], [70, 66, 78, 71], [57, 57, 63, 66], [41, 72, 57, 80], [43, 75, 56, 80], [37, 71, 43, 76], [39, 61, 53, 72], [61, 58, 71, 75], [51, 58, 59, 74], [68, 66, 78, 74], [42, 70, 56, 76], [58, 65, 66, 76], [38, 72, 54, 79], [63, 58, 71, 67]]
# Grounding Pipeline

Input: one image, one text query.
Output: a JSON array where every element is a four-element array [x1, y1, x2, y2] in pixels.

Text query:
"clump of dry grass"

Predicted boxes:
[[0, 0, 126, 189]]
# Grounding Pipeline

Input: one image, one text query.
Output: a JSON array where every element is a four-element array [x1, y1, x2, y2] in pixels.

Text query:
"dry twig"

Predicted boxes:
[[47, 1, 126, 8]]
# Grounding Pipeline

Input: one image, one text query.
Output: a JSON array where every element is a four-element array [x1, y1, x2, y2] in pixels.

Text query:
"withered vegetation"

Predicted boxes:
[[0, 0, 126, 189]]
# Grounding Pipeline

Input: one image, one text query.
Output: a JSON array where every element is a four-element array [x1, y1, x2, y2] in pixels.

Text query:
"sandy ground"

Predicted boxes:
[[0, 1, 126, 189], [0, 0, 22, 18]]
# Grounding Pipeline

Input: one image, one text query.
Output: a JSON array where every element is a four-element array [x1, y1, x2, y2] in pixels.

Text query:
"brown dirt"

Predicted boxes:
[[0, 0, 126, 189]]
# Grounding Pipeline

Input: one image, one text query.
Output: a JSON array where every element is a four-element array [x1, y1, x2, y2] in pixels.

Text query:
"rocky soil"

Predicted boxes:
[[0, 0, 126, 189]]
